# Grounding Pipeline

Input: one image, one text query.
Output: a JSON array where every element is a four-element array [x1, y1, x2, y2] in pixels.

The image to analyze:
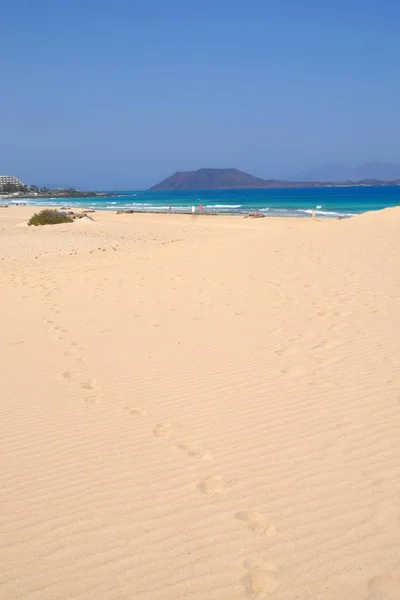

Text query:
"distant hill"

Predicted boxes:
[[149, 168, 331, 190], [149, 168, 400, 191], [288, 161, 400, 182], [149, 168, 270, 191]]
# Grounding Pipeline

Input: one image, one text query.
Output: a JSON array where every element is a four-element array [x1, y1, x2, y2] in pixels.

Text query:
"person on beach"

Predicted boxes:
[[192, 206, 195, 214], [312, 209, 316, 220]]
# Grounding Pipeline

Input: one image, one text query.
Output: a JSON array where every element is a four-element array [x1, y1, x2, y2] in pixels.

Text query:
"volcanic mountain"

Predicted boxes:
[[149, 168, 400, 191], [149, 168, 270, 190]]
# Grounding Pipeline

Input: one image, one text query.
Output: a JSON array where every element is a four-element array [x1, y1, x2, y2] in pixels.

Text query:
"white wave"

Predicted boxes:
[[206, 204, 242, 208], [121, 205, 174, 211], [113, 202, 152, 208], [301, 209, 337, 215], [300, 209, 356, 217], [148, 205, 176, 210]]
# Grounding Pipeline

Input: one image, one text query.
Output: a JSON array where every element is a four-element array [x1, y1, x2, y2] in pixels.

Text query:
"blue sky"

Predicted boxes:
[[1, 0, 399, 188]]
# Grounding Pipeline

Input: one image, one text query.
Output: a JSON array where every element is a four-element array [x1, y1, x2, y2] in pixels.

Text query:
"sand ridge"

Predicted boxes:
[[1, 206, 400, 599]]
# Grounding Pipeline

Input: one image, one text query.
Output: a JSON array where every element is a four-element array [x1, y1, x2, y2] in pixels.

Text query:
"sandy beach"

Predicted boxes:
[[1, 206, 400, 600]]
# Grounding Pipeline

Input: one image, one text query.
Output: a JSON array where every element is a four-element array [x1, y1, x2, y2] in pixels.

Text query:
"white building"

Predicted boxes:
[[0, 175, 25, 190]]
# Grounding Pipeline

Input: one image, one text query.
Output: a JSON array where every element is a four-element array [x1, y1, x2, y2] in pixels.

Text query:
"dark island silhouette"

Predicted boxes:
[[149, 168, 400, 191]]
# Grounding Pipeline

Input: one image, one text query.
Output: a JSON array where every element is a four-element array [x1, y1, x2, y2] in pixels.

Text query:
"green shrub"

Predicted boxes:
[[28, 209, 74, 226]]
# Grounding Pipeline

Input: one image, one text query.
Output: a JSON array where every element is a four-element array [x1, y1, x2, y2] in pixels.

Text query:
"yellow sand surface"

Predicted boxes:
[[1, 206, 400, 599]]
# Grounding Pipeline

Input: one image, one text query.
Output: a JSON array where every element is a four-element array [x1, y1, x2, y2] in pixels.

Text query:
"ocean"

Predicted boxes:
[[14, 186, 400, 218]]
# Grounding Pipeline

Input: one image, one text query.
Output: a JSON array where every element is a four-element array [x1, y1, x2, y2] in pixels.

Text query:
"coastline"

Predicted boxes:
[[3, 184, 399, 218], [0, 200, 360, 219], [0, 203, 338, 219]]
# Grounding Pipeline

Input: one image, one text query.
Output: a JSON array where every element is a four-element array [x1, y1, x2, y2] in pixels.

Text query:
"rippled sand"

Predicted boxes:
[[1, 206, 400, 599]]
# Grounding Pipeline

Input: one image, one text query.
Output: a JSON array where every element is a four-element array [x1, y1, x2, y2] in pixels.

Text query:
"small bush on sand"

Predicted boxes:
[[28, 209, 74, 226]]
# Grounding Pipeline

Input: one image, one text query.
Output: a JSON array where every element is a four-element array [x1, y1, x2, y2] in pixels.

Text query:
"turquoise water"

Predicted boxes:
[[15, 186, 400, 218]]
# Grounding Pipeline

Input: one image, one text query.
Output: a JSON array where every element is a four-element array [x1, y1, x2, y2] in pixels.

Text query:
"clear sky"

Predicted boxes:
[[1, 0, 399, 189]]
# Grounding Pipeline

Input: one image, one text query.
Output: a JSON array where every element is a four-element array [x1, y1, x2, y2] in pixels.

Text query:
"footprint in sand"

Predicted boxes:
[[178, 444, 213, 461], [242, 559, 280, 597], [64, 348, 79, 357], [197, 476, 224, 496], [273, 344, 300, 358], [368, 573, 400, 600], [235, 510, 277, 536], [125, 406, 148, 416], [85, 394, 102, 404], [280, 365, 308, 377], [62, 370, 79, 381], [75, 356, 88, 364], [82, 379, 101, 391], [154, 423, 172, 437]]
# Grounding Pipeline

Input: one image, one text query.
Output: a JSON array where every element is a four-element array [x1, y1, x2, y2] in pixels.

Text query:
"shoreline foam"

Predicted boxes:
[[6, 183, 400, 218]]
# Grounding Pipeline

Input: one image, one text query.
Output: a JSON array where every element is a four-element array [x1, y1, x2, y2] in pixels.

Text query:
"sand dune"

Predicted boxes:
[[1, 207, 400, 599]]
